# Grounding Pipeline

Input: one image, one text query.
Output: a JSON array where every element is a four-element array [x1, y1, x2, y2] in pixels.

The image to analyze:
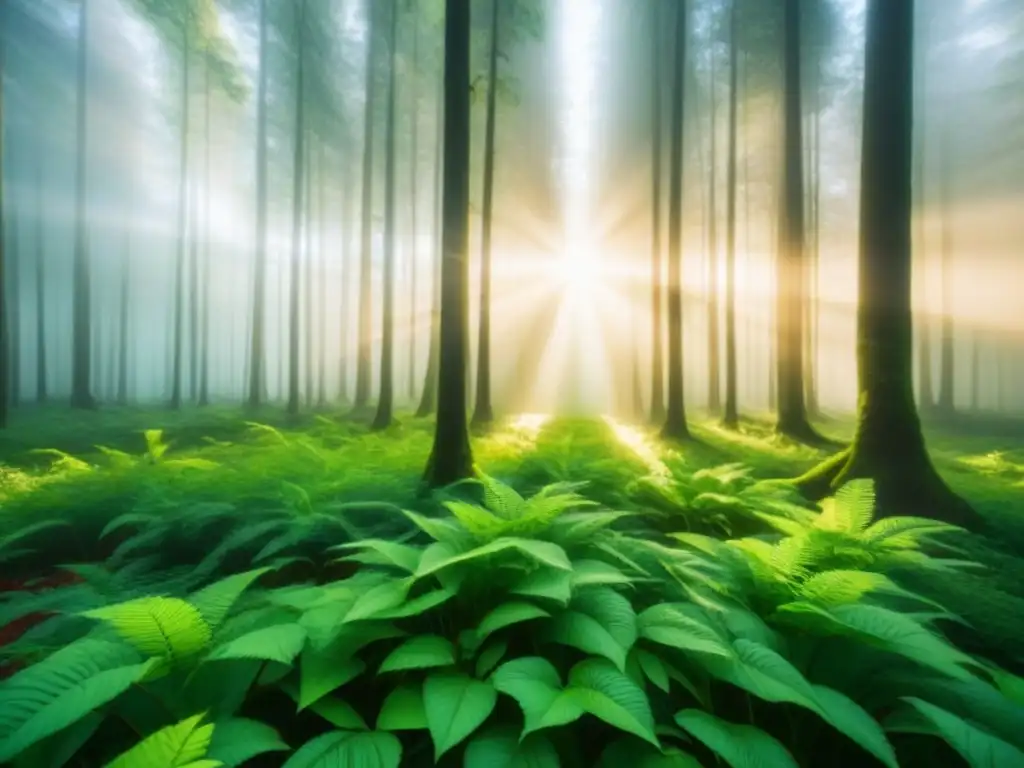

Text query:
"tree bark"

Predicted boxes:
[[936, 120, 955, 413], [286, 0, 307, 417], [407, 4, 420, 403], [170, 20, 190, 411], [706, 49, 721, 415], [71, 0, 94, 409], [795, 0, 982, 531], [198, 55, 212, 407], [649, 0, 665, 425], [722, 0, 739, 428], [662, 0, 690, 441], [423, 0, 474, 488]]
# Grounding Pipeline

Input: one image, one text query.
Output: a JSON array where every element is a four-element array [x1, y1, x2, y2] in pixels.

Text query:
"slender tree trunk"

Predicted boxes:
[[71, 0, 94, 409], [423, 0, 474, 487], [707, 50, 721, 415], [246, 0, 269, 409], [796, 0, 980, 531], [304, 133, 314, 407], [662, 0, 689, 440], [407, 6, 420, 403], [0, 2, 7, 426], [372, 0, 400, 431], [774, 0, 819, 441], [287, 0, 307, 417], [415, 68, 445, 418], [471, 0, 501, 428], [34, 158, 47, 403], [722, 0, 739, 428], [188, 168, 199, 402], [317, 140, 327, 407], [338, 167, 354, 403], [7, 200, 18, 407], [649, 0, 665, 425], [199, 55, 212, 407], [170, 22, 191, 410], [117, 218, 130, 405], [805, 40, 821, 417], [937, 120, 955, 413], [355, 6, 380, 410]]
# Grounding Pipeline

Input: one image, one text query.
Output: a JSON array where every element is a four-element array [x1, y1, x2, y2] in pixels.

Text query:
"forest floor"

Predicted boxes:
[[1, 404, 1023, 666]]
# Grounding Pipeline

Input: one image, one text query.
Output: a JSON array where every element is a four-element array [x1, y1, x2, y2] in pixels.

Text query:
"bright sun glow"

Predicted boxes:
[[602, 415, 670, 479]]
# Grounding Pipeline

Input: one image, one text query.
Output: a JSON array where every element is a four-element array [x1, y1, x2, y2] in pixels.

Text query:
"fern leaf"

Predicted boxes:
[[480, 475, 527, 520], [190, 568, 272, 629], [830, 480, 876, 534], [105, 713, 214, 768], [82, 597, 212, 664]]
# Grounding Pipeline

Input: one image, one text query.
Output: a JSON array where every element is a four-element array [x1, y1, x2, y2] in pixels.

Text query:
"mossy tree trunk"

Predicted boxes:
[[795, 0, 982, 531], [423, 0, 474, 488]]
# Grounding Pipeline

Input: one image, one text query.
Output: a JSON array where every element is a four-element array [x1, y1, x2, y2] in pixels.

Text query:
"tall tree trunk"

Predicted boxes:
[[662, 0, 689, 440], [706, 50, 721, 415], [287, 0, 307, 417], [415, 69, 445, 418], [355, 6, 380, 410], [7, 199, 18, 407], [407, 5, 420, 403], [649, 0, 665, 425], [796, 0, 980, 531], [170, 22, 191, 410], [71, 0, 94, 409], [937, 120, 955, 413], [774, 0, 818, 440], [915, 59, 934, 411], [805, 37, 821, 418], [246, 0, 269, 409], [339, 166, 354, 403], [722, 0, 739, 428], [471, 0, 501, 428], [304, 134, 314, 407], [372, 0, 400, 431], [188, 168, 199, 402], [117, 217, 130, 405], [35, 158, 47, 403], [970, 332, 980, 411], [317, 140, 327, 407], [0, 1, 7, 427], [423, 0, 474, 487], [198, 54, 212, 407]]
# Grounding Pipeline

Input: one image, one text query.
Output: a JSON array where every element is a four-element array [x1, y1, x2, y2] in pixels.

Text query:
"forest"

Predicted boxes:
[[0, 0, 1023, 765]]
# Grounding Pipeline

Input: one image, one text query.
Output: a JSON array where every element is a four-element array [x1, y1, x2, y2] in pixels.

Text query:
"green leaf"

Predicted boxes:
[[546, 610, 628, 671], [890, 698, 1024, 768], [423, 673, 498, 760], [637, 604, 732, 658], [306, 698, 368, 730], [190, 568, 271, 629], [9, 712, 103, 768], [445, 500, 506, 537], [477, 602, 551, 641], [481, 475, 528, 519], [207, 624, 307, 665], [205, 718, 289, 767], [299, 647, 365, 710], [705, 639, 818, 711], [105, 714, 214, 768], [811, 685, 897, 768], [598, 739, 704, 767], [281, 730, 401, 768], [343, 580, 412, 622], [512, 568, 573, 605], [565, 659, 660, 748], [570, 559, 636, 588], [572, 587, 638, 651], [416, 538, 572, 579], [490, 657, 582, 737], [331, 540, 422, 572], [0, 640, 154, 763], [463, 725, 560, 767], [634, 649, 670, 694], [379, 635, 456, 673], [475, 639, 509, 678], [82, 597, 212, 663], [674, 710, 797, 768], [372, 587, 456, 619], [377, 684, 427, 731]]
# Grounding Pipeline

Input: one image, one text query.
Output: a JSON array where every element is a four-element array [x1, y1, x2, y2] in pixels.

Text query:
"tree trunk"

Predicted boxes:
[[188, 166, 199, 403], [722, 0, 739, 428], [423, 0, 474, 488], [198, 54, 212, 407], [354, 6, 380, 411], [795, 0, 981, 531], [170, 21, 190, 410], [706, 50, 721, 415], [407, 6, 420, 403], [774, 0, 818, 441], [805, 39, 821, 418], [338, 165, 354, 403], [6, 194, 17, 408], [471, 0, 501, 428], [661, 0, 690, 441], [317, 140, 327, 407], [34, 159, 47, 403], [415, 67, 445, 419], [0, 2, 7, 427], [937, 120, 955, 413], [372, 0, 400, 431], [649, 0, 665, 425], [71, 0, 94, 410], [117, 217, 130, 405], [287, 0, 307, 417], [915, 94, 934, 409], [304, 133, 314, 407], [246, 0, 270, 409]]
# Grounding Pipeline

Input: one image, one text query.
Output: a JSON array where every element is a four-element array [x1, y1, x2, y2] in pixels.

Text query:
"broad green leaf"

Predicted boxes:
[[475, 639, 509, 678], [891, 698, 1024, 768], [331, 540, 421, 573], [379, 635, 456, 673], [105, 714, 213, 768], [281, 730, 401, 768], [637, 604, 732, 658], [477, 602, 550, 641], [704, 640, 818, 711], [372, 588, 456, 619], [190, 569, 271, 629], [634, 649, 670, 693], [444, 500, 506, 537], [570, 559, 635, 588], [811, 685, 897, 768], [416, 538, 572, 579], [377, 684, 427, 731], [299, 646, 365, 710], [82, 597, 211, 663], [545, 611, 628, 671], [674, 710, 797, 768], [490, 657, 582, 737], [205, 718, 288, 767], [423, 673, 498, 760], [0, 640, 154, 763], [9, 712, 102, 768], [572, 587, 637, 651], [481, 475, 527, 519], [343, 580, 412, 622], [512, 568, 573, 605], [565, 659, 660, 748], [463, 725, 560, 767], [306, 698, 368, 730], [207, 624, 306, 665]]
